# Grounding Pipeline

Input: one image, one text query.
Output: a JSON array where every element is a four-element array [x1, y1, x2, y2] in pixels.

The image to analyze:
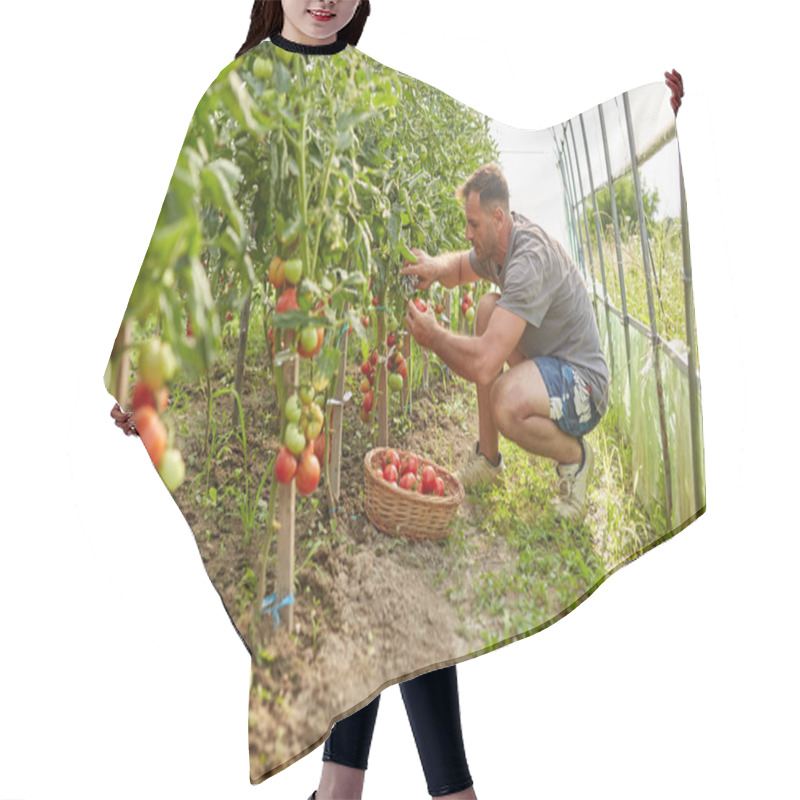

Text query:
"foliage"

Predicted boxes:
[[587, 173, 660, 243]]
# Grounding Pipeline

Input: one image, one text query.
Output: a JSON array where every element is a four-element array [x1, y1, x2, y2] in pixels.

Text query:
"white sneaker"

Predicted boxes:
[[455, 441, 505, 490], [553, 439, 594, 522]]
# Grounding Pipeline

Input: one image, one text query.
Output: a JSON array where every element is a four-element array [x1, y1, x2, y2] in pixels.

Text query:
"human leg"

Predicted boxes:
[[455, 295, 507, 488], [490, 358, 583, 464], [492, 356, 602, 519], [474, 293, 502, 464], [315, 695, 381, 800], [400, 665, 476, 799]]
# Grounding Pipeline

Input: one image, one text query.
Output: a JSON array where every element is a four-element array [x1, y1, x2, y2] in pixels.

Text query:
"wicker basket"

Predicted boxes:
[[363, 448, 464, 541]]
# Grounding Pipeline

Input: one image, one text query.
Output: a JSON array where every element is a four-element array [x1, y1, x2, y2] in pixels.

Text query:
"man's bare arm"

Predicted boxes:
[[436, 250, 482, 289], [400, 248, 481, 290], [427, 305, 527, 386]]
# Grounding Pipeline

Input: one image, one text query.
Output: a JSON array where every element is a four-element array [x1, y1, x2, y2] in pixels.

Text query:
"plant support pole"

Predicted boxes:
[[562, 126, 588, 282], [623, 91, 673, 525], [579, 111, 615, 379], [568, 119, 599, 317], [598, 101, 633, 391], [276, 351, 299, 632], [679, 151, 705, 512]]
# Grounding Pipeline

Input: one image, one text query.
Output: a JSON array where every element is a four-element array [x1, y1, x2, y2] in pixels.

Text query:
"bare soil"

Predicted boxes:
[[166, 352, 520, 783]]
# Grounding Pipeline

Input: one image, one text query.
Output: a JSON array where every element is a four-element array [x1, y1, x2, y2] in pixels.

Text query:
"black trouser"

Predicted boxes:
[[323, 665, 473, 797]]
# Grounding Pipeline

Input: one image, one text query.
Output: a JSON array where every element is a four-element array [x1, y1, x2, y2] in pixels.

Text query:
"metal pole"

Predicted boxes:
[[579, 111, 615, 379], [598, 102, 633, 390], [623, 91, 673, 525], [562, 124, 588, 283], [557, 155, 576, 262], [568, 119, 599, 320], [559, 142, 581, 269], [679, 149, 705, 512]]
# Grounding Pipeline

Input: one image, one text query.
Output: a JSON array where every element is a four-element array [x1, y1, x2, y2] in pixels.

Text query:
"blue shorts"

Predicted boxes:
[[532, 356, 602, 439]]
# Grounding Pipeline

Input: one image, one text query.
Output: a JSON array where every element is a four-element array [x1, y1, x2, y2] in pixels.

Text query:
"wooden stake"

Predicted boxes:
[[377, 310, 389, 447], [276, 351, 298, 633], [328, 307, 348, 505]]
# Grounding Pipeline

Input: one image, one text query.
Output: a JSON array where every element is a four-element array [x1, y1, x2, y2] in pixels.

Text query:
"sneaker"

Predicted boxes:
[[455, 441, 506, 490], [553, 439, 594, 522]]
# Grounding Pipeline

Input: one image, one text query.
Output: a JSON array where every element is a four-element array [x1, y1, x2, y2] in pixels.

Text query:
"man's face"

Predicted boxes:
[[465, 191, 497, 262]]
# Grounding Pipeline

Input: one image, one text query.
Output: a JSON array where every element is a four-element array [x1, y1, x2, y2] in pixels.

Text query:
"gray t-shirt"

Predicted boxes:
[[469, 211, 610, 414]]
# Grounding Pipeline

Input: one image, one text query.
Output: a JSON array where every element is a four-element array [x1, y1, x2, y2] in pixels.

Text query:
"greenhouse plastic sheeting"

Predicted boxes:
[[597, 301, 705, 536]]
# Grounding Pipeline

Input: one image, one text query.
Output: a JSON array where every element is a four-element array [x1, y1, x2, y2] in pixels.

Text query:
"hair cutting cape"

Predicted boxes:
[[104, 37, 705, 784]]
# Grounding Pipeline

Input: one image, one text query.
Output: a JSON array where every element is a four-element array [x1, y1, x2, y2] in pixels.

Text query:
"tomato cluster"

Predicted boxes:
[[270, 258, 325, 360], [275, 387, 325, 496], [132, 337, 186, 493], [358, 349, 379, 422], [375, 450, 445, 497], [461, 292, 475, 325], [386, 341, 408, 394]]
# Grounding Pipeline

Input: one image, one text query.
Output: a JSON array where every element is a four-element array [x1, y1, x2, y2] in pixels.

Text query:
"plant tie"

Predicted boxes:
[[261, 592, 295, 627]]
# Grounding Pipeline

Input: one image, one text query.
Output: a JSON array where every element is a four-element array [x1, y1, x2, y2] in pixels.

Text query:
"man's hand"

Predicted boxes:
[[400, 248, 439, 291], [405, 299, 439, 350]]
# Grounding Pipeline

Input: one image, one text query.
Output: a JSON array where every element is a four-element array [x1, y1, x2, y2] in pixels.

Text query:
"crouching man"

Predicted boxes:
[[403, 163, 609, 522]]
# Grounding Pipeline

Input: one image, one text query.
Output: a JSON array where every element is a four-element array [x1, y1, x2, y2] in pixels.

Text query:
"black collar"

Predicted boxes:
[[271, 32, 348, 55]]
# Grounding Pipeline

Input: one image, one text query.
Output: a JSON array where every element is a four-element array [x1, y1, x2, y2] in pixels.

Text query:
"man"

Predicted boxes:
[[402, 163, 609, 522]]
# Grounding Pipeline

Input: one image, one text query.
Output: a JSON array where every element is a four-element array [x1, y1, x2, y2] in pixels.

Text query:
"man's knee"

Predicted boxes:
[[475, 291, 501, 336], [490, 374, 517, 436]]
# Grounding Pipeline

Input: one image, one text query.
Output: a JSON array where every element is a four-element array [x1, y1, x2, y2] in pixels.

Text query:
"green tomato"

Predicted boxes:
[[140, 339, 177, 390], [159, 342, 177, 383], [465, 306, 475, 325], [299, 326, 318, 355], [284, 394, 303, 424], [284, 258, 303, 285], [285, 422, 307, 456], [302, 403, 324, 442], [158, 448, 186, 493], [389, 372, 404, 392], [253, 57, 274, 80], [298, 384, 315, 406], [274, 46, 293, 66]]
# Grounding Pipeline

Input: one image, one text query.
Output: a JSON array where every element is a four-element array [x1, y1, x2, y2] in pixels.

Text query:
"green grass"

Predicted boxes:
[[452, 443, 606, 650], [586, 218, 689, 344]]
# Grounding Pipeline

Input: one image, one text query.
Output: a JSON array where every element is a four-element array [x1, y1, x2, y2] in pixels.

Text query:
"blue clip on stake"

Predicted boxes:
[[261, 592, 295, 628]]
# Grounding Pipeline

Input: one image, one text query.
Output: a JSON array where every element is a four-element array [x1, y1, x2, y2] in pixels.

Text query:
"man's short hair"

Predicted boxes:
[[456, 164, 510, 216]]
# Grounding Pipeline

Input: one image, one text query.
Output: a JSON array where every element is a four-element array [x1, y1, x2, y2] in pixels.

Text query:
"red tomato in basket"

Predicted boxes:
[[421, 465, 437, 495], [383, 464, 399, 483], [400, 454, 418, 477], [434, 477, 445, 497], [383, 449, 400, 472], [398, 472, 417, 492]]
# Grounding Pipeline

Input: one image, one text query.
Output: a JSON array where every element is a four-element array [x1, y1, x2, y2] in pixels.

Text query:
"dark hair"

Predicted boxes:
[[236, 1, 371, 59], [456, 163, 510, 215]]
